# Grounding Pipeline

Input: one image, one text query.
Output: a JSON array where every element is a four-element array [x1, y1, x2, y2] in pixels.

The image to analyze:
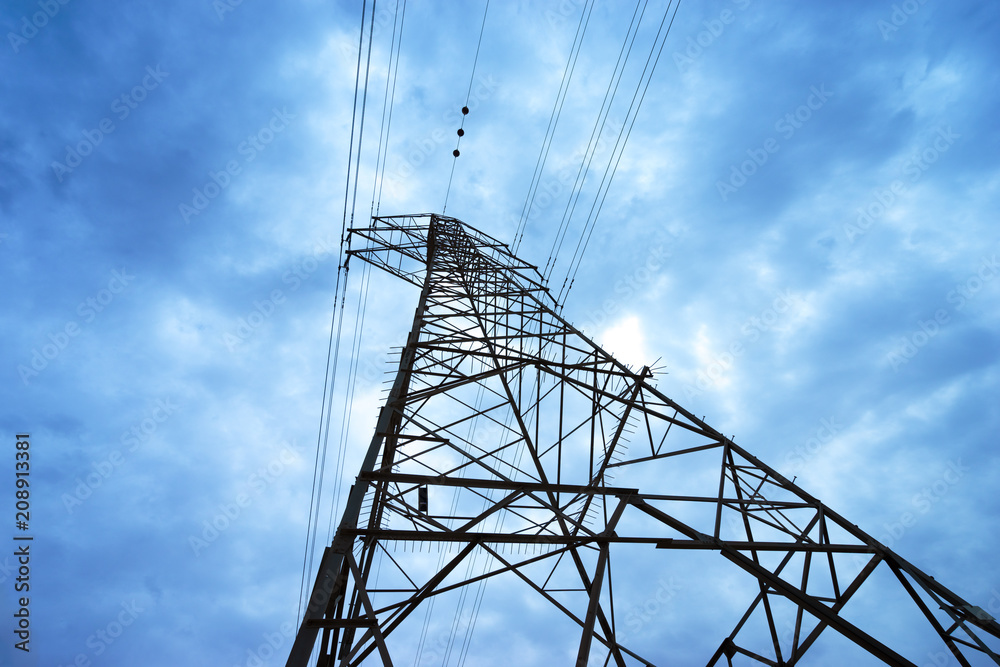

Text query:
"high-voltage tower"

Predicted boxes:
[[287, 213, 1000, 666]]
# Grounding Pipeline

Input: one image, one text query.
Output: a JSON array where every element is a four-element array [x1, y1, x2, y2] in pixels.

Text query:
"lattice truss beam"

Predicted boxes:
[[287, 214, 1000, 667]]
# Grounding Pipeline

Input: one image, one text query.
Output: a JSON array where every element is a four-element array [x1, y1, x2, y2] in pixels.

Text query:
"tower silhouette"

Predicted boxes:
[[286, 213, 1000, 666]]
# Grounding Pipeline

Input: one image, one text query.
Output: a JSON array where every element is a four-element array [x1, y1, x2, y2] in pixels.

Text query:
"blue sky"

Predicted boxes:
[[2, 0, 999, 665]]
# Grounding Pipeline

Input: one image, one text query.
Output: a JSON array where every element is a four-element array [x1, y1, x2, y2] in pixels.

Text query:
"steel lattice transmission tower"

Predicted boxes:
[[287, 213, 1000, 666]]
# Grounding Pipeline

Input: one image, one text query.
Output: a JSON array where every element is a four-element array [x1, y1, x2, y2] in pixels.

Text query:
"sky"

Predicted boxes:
[[1, 0, 999, 665]]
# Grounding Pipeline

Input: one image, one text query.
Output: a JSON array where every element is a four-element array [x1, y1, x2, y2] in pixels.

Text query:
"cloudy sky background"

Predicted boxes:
[[2, 0, 999, 665]]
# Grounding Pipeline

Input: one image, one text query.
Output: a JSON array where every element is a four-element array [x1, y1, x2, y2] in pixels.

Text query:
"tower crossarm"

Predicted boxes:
[[347, 214, 548, 293]]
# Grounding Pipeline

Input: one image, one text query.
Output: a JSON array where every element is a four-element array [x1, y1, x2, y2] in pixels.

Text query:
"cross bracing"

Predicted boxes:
[[287, 213, 1000, 667]]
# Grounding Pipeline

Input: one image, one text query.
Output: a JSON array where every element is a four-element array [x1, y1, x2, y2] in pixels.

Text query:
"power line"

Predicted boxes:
[[333, 0, 408, 540], [298, 0, 382, 626], [512, 0, 595, 255], [373, 0, 408, 217], [557, 0, 684, 309], [543, 0, 648, 283], [443, 0, 491, 215]]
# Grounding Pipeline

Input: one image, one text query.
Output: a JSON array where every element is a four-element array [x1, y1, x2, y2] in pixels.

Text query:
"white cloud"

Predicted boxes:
[[599, 313, 651, 369]]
